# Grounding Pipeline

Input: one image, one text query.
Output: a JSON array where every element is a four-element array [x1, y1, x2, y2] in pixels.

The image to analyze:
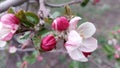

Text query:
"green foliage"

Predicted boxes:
[[81, 0, 90, 7], [69, 61, 88, 68], [7, 8, 14, 14], [97, 35, 107, 45], [17, 62, 22, 68], [51, 11, 61, 19], [15, 10, 39, 27], [25, 12, 39, 25], [59, 55, 66, 63], [44, 17, 53, 24], [23, 52, 37, 64], [17, 32, 30, 43]]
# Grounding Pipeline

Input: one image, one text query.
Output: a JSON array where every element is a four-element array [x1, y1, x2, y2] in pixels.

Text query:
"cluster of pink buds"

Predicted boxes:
[[0, 13, 19, 48], [40, 16, 98, 62], [114, 45, 120, 59]]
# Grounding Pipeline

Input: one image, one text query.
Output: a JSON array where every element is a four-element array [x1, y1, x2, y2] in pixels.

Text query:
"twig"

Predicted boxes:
[[0, 0, 29, 13], [0, 47, 67, 53], [45, 0, 83, 8]]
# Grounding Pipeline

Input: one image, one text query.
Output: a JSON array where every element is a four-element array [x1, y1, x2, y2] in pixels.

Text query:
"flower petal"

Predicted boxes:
[[9, 46, 17, 53], [65, 30, 82, 51], [77, 22, 96, 38], [0, 22, 18, 41], [68, 49, 88, 62], [69, 16, 82, 30], [79, 37, 98, 52], [0, 41, 6, 48], [67, 30, 82, 45]]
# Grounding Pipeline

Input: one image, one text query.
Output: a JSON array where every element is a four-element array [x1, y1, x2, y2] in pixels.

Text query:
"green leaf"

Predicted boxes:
[[16, 32, 30, 43], [25, 12, 39, 25], [38, 28, 49, 36], [7, 8, 15, 14], [103, 45, 115, 54], [15, 10, 34, 27], [51, 11, 60, 19], [23, 53, 36, 64], [44, 17, 53, 24], [81, 0, 90, 7], [17, 62, 22, 68], [69, 61, 87, 68]]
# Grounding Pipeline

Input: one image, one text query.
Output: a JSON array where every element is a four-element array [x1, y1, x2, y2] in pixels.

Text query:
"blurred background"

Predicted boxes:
[[0, 0, 120, 68]]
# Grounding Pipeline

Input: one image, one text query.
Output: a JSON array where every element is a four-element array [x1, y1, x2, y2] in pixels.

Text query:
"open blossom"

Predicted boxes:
[[0, 14, 19, 47], [41, 35, 57, 51], [65, 17, 97, 62], [52, 16, 69, 32]]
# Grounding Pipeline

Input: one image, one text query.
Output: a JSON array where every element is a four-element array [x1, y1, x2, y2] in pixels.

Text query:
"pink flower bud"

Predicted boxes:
[[52, 16, 69, 31], [92, 0, 100, 5], [114, 53, 120, 59], [41, 35, 56, 51], [36, 55, 43, 61], [0, 14, 19, 41], [20, 61, 28, 68], [117, 29, 120, 33], [82, 52, 91, 57]]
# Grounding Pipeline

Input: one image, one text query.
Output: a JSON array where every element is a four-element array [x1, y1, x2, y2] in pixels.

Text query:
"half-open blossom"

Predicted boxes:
[[0, 14, 19, 41], [0, 14, 19, 48], [65, 17, 97, 62], [52, 16, 69, 31], [41, 35, 56, 51]]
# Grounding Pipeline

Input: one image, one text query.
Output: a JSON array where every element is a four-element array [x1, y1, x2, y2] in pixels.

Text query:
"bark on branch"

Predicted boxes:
[[0, 0, 29, 13], [0, 0, 83, 13], [45, 0, 83, 8]]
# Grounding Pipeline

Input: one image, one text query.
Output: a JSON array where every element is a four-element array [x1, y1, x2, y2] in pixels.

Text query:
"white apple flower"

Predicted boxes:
[[65, 17, 98, 62]]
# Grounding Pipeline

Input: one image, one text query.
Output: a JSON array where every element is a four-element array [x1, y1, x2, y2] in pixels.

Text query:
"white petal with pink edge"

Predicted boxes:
[[0, 22, 18, 41], [0, 41, 7, 48], [69, 16, 82, 30], [65, 30, 82, 51], [77, 22, 96, 38], [67, 30, 82, 45], [79, 37, 98, 52], [68, 49, 88, 62]]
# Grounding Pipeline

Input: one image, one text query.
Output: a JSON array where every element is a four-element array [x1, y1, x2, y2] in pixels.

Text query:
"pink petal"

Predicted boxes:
[[77, 22, 96, 38], [79, 37, 98, 52], [2, 32, 14, 41], [68, 49, 88, 62], [69, 16, 82, 30], [0, 22, 18, 41]]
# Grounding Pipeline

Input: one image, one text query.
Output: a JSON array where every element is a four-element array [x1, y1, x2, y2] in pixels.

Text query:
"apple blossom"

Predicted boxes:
[[52, 16, 69, 31], [41, 35, 57, 51], [0, 14, 19, 41], [65, 17, 97, 62], [0, 14, 19, 47]]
